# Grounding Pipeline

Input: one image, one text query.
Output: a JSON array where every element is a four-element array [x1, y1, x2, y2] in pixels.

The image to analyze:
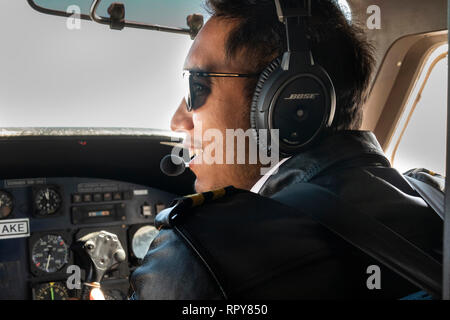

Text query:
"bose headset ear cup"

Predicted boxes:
[[273, 64, 336, 152], [250, 55, 336, 157], [250, 57, 282, 154]]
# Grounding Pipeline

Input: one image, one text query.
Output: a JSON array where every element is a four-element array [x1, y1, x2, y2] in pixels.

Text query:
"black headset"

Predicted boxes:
[[250, 0, 336, 157]]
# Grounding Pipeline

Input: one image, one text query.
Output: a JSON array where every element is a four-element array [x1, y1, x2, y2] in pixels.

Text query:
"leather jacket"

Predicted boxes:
[[130, 131, 442, 299]]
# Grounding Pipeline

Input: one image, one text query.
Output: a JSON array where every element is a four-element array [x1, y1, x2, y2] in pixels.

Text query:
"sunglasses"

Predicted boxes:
[[183, 70, 260, 112]]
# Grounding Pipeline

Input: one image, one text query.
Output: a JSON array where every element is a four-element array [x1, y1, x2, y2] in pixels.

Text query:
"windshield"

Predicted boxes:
[[0, 1, 207, 131], [2, 1, 353, 133]]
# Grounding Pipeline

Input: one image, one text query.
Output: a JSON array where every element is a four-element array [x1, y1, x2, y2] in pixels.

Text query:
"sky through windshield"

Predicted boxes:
[[0, 0, 195, 130]]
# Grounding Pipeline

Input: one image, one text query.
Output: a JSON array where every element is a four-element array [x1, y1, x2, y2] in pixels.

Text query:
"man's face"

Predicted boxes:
[[170, 17, 263, 193]]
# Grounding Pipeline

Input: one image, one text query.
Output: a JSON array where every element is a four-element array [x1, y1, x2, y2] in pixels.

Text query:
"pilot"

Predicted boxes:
[[130, 0, 442, 299]]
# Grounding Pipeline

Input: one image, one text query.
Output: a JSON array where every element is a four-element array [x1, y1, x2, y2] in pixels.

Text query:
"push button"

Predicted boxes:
[[72, 194, 82, 203], [141, 204, 153, 217], [83, 194, 92, 202], [103, 192, 112, 201]]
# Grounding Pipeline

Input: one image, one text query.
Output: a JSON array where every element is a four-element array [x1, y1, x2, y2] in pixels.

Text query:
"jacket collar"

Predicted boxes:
[[258, 131, 390, 197]]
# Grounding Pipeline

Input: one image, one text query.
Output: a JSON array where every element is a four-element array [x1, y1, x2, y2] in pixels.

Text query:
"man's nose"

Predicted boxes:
[[171, 98, 194, 132]]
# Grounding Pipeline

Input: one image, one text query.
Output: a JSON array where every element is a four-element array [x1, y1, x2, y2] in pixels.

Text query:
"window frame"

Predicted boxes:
[[388, 46, 448, 169]]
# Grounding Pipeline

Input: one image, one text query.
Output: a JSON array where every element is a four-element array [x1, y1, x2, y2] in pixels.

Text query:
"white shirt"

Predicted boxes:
[[250, 157, 290, 194]]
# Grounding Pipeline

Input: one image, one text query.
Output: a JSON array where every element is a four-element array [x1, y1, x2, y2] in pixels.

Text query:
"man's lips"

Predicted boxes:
[[188, 148, 203, 166], [177, 141, 202, 159]]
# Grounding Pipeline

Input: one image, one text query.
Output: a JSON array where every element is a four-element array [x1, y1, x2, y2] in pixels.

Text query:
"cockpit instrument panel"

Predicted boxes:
[[0, 177, 175, 300]]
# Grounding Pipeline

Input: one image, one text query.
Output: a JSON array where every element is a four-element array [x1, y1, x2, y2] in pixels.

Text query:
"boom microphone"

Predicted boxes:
[[160, 155, 189, 177]]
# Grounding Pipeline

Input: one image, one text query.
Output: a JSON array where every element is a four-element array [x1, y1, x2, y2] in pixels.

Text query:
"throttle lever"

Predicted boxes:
[[76, 231, 126, 299]]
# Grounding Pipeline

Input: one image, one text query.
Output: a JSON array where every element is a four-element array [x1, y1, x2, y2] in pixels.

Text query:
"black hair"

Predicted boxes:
[[205, 0, 375, 130]]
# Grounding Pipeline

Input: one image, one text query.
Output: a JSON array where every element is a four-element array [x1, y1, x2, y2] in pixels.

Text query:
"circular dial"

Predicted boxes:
[[35, 187, 62, 216], [0, 191, 14, 219], [32, 234, 69, 273], [34, 282, 69, 300], [132, 225, 159, 259]]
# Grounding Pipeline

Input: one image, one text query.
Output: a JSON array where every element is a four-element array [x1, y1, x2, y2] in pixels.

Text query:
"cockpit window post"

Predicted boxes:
[[443, 0, 450, 300]]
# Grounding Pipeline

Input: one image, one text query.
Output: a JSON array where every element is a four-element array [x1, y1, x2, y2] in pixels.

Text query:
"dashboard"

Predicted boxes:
[[0, 177, 177, 300]]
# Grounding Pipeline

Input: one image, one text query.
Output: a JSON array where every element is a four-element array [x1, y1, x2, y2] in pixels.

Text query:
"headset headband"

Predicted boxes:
[[275, 0, 314, 69]]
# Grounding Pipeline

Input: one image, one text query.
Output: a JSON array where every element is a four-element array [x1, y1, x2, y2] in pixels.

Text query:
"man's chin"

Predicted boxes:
[[194, 177, 224, 193], [194, 178, 210, 193], [191, 166, 222, 193]]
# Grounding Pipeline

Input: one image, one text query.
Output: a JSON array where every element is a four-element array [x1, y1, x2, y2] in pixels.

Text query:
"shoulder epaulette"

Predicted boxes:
[[155, 186, 241, 229]]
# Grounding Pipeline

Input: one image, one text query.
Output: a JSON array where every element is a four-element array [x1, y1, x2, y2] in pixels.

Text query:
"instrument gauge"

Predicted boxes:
[[31, 234, 69, 273], [0, 191, 14, 219], [132, 225, 159, 260], [34, 282, 69, 300], [35, 187, 62, 216]]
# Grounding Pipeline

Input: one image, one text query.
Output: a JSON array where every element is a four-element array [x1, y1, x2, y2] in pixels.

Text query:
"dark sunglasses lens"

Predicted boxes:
[[190, 81, 208, 111], [183, 72, 209, 112]]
